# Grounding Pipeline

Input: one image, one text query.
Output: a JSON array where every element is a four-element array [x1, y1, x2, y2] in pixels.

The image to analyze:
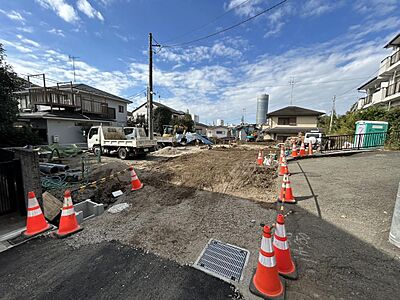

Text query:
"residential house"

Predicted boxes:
[[355, 33, 400, 110], [130, 101, 186, 123], [263, 106, 324, 142], [206, 126, 229, 139], [194, 122, 208, 135], [14, 83, 131, 145]]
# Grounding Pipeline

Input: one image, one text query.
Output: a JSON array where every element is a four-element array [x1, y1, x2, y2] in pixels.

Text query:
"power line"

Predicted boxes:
[[126, 88, 147, 99], [163, 0, 288, 48], [162, 0, 253, 44]]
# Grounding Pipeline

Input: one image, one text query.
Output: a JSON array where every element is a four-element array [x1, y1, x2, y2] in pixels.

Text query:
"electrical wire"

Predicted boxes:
[[162, 0, 254, 44], [126, 88, 147, 99], [163, 0, 288, 48]]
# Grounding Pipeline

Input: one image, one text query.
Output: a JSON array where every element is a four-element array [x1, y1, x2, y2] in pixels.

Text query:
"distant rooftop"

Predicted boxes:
[[267, 106, 325, 116]]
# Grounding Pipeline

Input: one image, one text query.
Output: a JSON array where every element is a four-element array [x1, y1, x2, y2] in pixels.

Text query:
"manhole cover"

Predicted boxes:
[[193, 239, 249, 283]]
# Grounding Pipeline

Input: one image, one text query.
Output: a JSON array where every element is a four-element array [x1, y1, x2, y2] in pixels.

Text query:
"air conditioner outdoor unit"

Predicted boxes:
[[52, 135, 59, 143]]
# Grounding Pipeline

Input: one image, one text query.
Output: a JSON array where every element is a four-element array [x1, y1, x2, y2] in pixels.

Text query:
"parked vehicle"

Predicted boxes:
[[304, 130, 324, 146], [87, 126, 157, 159]]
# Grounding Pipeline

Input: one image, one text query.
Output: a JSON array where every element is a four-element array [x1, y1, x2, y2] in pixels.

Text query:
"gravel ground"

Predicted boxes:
[[66, 146, 280, 300]]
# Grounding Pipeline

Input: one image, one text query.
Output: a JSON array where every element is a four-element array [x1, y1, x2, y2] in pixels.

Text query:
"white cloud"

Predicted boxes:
[[48, 28, 66, 37], [353, 0, 398, 16], [0, 9, 25, 22], [36, 0, 79, 23], [158, 41, 242, 64], [77, 0, 104, 21], [17, 26, 34, 33], [225, 0, 262, 17], [16, 35, 41, 48]]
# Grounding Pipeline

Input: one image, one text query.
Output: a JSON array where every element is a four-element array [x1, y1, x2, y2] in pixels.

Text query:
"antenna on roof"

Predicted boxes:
[[289, 77, 295, 105], [69, 55, 80, 83]]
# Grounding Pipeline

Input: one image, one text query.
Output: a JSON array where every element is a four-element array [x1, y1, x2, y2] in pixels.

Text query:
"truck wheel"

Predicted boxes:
[[118, 148, 128, 160], [93, 146, 101, 156]]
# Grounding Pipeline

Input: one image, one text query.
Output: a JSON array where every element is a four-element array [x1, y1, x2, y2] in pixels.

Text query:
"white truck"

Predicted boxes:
[[304, 130, 324, 146], [87, 126, 157, 160]]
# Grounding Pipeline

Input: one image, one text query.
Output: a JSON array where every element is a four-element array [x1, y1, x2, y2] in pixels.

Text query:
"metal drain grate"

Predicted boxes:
[[194, 239, 249, 283]]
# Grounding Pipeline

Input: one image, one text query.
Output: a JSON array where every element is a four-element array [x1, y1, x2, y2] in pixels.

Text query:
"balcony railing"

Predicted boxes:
[[27, 87, 113, 117], [386, 81, 400, 97], [390, 50, 400, 66]]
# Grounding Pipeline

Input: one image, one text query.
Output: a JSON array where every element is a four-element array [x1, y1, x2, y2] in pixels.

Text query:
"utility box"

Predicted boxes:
[[355, 120, 388, 148]]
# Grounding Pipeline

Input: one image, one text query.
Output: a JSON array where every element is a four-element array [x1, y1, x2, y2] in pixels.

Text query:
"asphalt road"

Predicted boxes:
[[283, 151, 400, 299], [0, 237, 238, 300]]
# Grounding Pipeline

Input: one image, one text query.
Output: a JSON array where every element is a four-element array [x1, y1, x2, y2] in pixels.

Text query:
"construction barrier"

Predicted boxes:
[[250, 144, 299, 298]]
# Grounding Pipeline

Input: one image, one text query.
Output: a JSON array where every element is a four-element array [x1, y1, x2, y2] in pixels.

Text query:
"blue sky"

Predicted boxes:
[[0, 0, 399, 124]]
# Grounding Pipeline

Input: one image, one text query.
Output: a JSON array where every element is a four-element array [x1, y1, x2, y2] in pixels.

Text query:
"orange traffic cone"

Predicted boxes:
[[250, 225, 285, 300], [24, 191, 51, 237], [278, 156, 289, 176], [273, 214, 298, 280], [278, 176, 286, 202], [130, 166, 143, 191], [291, 142, 298, 158], [55, 190, 82, 238], [284, 175, 296, 204], [257, 150, 264, 166], [299, 142, 306, 157], [308, 144, 314, 156], [278, 146, 284, 165]]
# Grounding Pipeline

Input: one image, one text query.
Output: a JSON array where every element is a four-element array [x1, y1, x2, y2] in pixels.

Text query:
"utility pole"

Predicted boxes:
[[147, 33, 161, 140], [69, 55, 79, 83], [289, 77, 295, 105], [329, 95, 336, 133]]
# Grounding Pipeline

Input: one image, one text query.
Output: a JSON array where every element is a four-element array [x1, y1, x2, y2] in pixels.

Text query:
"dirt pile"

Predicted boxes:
[[145, 147, 277, 202]]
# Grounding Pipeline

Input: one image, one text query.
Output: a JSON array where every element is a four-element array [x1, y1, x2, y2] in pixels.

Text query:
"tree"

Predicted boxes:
[[171, 113, 194, 132], [153, 107, 172, 134], [0, 44, 39, 147], [0, 43, 20, 134]]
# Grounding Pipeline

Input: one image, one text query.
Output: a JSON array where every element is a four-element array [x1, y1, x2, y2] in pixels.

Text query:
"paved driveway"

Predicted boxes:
[[283, 151, 400, 299], [0, 238, 237, 300]]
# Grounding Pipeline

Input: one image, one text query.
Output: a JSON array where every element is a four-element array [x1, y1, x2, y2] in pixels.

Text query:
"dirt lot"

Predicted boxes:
[[61, 146, 280, 299]]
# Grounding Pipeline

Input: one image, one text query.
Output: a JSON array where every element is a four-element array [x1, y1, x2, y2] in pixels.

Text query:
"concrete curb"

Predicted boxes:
[[286, 149, 377, 162]]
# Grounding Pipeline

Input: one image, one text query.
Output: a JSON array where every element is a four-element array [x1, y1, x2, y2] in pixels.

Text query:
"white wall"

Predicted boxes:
[[207, 127, 228, 139], [107, 99, 128, 126], [46, 119, 102, 145]]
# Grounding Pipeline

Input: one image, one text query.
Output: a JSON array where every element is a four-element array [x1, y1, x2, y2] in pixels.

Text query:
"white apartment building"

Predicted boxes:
[[356, 33, 400, 110]]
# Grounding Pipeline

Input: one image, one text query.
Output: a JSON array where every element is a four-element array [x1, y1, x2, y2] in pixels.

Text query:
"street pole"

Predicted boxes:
[[147, 33, 154, 139], [329, 95, 336, 133]]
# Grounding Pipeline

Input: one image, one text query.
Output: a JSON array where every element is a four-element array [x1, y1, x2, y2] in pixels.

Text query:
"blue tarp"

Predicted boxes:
[[176, 132, 213, 145]]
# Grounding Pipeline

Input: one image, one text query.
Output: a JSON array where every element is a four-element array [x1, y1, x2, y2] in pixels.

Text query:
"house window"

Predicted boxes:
[[216, 131, 225, 134], [118, 105, 124, 113], [278, 117, 297, 126]]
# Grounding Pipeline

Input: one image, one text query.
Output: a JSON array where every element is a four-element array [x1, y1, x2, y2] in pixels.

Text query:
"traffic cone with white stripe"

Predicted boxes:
[[291, 142, 298, 158], [278, 155, 289, 176], [273, 214, 298, 280], [299, 142, 306, 157], [24, 191, 51, 237], [250, 225, 285, 300], [55, 190, 82, 238], [278, 146, 284, 165], [130, 166, 143, 191], [257, 150, 264, 166], [278, 176, 286, 202], [308, 143, 314, 156], [284, 175, 296, 204]]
